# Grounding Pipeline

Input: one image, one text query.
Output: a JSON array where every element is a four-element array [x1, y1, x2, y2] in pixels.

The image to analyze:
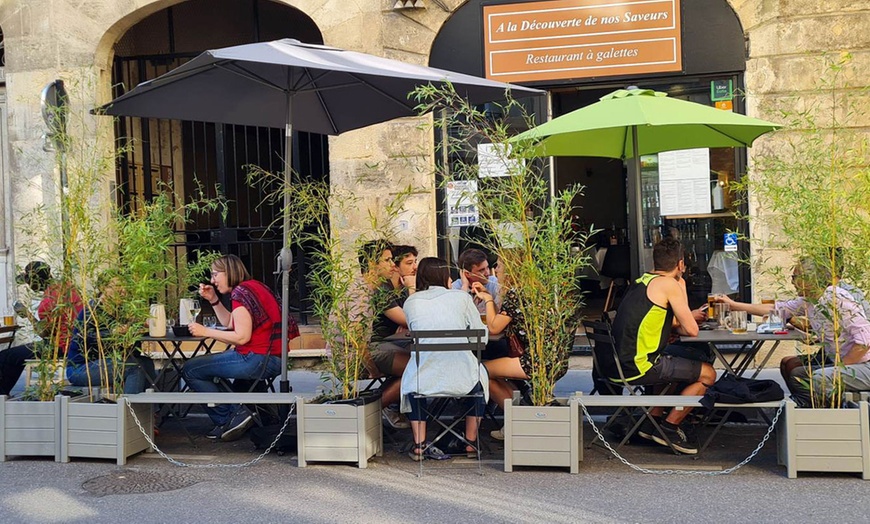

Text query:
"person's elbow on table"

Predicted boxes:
[[675, 315, 699, 337], [681, 323, 700, 337]]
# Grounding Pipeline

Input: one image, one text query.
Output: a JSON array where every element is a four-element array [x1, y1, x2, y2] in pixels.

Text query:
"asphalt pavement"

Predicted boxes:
[[0, 363, 867, 523]]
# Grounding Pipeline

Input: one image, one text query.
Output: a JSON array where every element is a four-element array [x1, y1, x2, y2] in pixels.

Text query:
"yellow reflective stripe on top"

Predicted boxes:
[[637, 273, 657, 286], [634, 304, 668, 375]]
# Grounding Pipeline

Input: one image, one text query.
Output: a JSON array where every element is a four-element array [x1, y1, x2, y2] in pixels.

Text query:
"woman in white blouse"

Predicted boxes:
[[400, 257, 489, 461]]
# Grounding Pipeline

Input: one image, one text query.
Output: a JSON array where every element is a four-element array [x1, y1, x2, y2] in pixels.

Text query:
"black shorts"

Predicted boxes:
[[481, 338, 510, 361], [631, 355, 702, 385]]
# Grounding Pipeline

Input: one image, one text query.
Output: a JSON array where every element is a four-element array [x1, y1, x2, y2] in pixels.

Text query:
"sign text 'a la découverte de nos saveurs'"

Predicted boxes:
[[483, 0, 682, 83]]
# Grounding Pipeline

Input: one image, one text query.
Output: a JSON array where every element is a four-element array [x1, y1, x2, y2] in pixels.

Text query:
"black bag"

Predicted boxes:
[[248, 421, 298, 455], [699, 374, 784, 409]]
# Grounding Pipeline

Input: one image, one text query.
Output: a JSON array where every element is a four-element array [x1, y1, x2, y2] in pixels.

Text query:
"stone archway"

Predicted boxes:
[[106, 0, 327, 319]]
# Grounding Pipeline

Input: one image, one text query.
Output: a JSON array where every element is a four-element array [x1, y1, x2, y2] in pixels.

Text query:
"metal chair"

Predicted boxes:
[[409, 328, 486, 476], [214, 328, 287, 426], [600, 244, 632, 312], [220, 354, 285, 427], [581, 319, 678, 454], [0, 325, 19, 352]]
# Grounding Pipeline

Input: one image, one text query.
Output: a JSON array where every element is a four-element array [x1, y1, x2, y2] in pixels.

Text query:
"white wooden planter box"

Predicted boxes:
[[778, 400, 870, 479], [0, 395, 63, 461], [296, 394, 382, 468], [504, 398, 581, 474], [60, 395, 153, 465]]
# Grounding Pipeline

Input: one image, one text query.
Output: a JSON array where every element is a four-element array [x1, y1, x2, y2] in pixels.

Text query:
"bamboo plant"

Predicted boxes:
[[412, 84, 593, 406], [734, 52, 870, 408], [17, 76, 223, 399], [250, 165, 414, 401]]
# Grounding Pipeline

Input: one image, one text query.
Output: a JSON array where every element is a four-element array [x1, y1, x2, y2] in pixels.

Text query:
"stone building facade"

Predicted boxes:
[[0, 0, 866, 318]]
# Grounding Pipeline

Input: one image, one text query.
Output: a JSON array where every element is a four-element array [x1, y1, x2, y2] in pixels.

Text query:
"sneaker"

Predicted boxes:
[[206, 425, 223, 440], [422, 442, 451, 461], [490, 426, 505, 441], [220, 406, 254, 442], [636, 417, 659, 441], [382, 406, 410, 429], [651, 423, 698, 455]]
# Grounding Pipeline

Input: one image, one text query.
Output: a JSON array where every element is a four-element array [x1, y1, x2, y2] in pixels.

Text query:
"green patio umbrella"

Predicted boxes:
[[511, 87, 782, 274], [512, 87, 782, 158]]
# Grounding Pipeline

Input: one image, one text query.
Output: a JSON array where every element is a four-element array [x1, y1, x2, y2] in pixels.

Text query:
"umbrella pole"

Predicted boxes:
[[631, 125, 644, 277], [279, 95, 292, 394]]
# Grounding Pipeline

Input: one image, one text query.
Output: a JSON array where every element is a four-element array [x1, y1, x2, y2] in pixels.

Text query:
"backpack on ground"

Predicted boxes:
[[248, 420, 298, 455], [699, 374, 784, 409]]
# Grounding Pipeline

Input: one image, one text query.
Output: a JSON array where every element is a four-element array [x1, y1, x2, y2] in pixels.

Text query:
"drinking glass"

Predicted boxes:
[[203, 315, 218, 328], [714, 303, 730, 329], [725, 310, 748, 334], [188, 299, 201, 324], [767, 307, 785, 330], [706, 294, 716, 320]]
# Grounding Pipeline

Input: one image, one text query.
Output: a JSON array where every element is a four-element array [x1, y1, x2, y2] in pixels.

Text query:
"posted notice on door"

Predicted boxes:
[[658, 148, 711, 216]]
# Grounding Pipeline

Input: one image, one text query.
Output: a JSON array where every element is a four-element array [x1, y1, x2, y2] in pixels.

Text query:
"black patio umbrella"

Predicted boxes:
[[100, 38, 544, 392]]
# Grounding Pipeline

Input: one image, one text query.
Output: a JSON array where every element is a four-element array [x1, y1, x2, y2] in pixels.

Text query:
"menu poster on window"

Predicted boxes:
[[478, 143, 523, 178], [658, 148, 712, 216], [446, 180, 479, 227]]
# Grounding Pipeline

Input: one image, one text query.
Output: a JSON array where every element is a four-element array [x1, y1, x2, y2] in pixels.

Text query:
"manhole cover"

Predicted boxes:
[[82, 469, 202, 496]]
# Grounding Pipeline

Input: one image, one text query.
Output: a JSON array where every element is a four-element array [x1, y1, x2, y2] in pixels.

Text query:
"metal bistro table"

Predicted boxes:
[[681, 328, 806, 378], [141, 333, 229, 392]]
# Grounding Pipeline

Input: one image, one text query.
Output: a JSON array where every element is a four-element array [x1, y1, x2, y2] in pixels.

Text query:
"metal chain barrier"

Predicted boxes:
[[125, 398, 294, 468], [577, 398, 785, 476]]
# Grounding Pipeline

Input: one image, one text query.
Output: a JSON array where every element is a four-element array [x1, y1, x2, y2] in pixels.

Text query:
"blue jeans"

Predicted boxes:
[[0, 344, 34, 396], [67, 355, 156, 394], [182, 350, 281, 426]]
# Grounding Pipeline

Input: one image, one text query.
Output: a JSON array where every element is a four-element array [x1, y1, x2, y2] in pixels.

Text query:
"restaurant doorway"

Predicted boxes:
[[110, 0, 327, 321], [552, 75, 749, 312]]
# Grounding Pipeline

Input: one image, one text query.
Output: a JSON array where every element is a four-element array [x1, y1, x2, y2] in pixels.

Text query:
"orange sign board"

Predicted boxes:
[[483, 0, 682, 83], [715, 100, 733, 111]]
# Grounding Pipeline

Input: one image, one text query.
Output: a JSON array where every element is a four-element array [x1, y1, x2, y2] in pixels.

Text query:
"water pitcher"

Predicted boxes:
[[149, 303, 167, 337]]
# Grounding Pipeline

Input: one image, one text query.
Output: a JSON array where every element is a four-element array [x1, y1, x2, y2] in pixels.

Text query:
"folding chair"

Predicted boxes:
[[409, 328, 486, 476], [582, 319, 678, 454], [600, 245, 632, 312], [215, 330, 287, 426], [0, 325, 19, 351]]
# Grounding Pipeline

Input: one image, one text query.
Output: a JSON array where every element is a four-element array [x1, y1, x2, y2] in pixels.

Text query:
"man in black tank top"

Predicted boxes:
[[610, 238, 716, 454]]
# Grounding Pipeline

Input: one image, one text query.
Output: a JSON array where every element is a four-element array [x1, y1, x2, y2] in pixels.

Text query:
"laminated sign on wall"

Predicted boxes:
[[478, 143, 523, 177], [447, 180, 479, 227]]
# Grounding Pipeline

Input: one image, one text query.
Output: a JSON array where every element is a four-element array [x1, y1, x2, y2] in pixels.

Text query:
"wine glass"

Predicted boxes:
[[189, 299, 201, 324]]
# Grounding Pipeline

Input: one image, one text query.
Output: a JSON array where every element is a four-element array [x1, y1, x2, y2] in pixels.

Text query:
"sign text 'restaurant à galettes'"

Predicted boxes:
[[483, 0, 682, 83]]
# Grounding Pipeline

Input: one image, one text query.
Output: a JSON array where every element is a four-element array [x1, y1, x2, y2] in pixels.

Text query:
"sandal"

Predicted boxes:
[[408, 441, 451, 461], [408, 442, 425, 462], [465, 438, 479, 459]]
